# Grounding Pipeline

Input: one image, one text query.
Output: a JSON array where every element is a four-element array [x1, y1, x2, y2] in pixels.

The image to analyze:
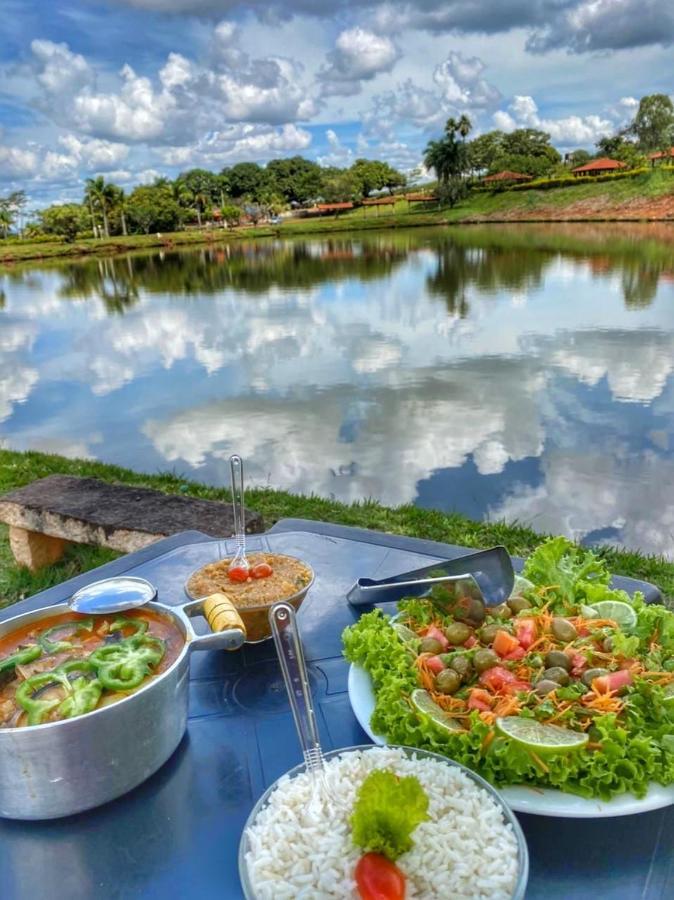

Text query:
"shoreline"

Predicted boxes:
[[0, 449, 672, 608], [2, 209, 673, 266]]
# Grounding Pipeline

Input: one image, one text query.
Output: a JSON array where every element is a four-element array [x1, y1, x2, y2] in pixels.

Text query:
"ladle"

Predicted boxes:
[[68, 576, 157, 615]]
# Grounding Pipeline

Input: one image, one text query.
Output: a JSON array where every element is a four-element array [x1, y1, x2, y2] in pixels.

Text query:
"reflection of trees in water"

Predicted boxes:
[[426, 242, 548, 317], [18, 224, 674, 315]]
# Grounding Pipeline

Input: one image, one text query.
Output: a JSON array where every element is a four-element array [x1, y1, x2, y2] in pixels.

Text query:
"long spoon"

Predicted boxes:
[[228, 454, 250, 579]]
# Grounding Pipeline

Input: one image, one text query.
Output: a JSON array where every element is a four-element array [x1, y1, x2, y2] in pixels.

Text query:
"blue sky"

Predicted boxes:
[[1, 0, 673, 208]]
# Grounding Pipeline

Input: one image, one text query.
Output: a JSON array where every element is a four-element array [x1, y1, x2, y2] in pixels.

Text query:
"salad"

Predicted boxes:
[[343, 537, 674, 801]]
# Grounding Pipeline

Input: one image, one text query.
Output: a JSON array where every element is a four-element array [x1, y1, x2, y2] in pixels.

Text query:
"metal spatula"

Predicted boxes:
[[346, 545, 514, 612]]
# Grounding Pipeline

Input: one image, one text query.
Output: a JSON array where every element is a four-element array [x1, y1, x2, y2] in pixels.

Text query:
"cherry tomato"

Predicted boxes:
[[355, 853, 406, 900], [251, 562, 273, 579], [426, 655, 446, 675], [227, 565, 249, 583], [463, 635, 478, 649], [503, 646, 526, 661], [506, 679, 532, 693]]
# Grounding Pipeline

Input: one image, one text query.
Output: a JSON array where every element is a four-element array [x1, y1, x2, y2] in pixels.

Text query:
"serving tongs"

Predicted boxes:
[[346, 545, 514, 611]]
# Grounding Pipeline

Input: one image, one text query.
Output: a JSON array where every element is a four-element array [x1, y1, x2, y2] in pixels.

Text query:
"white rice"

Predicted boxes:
[[244, 747, 520, 899]]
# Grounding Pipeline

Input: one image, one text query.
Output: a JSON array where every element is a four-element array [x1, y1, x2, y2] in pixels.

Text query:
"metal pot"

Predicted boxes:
[[0, 595, 246, 820]]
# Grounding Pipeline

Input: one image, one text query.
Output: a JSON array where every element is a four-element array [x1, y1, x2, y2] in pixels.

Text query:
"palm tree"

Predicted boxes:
[[109, 186, 128, 236], [84, 177, 116, 238], [0, 207, 14, 238], [457, 114, 472, 141]]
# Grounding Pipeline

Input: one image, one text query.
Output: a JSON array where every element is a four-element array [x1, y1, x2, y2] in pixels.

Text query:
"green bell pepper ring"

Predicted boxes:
[[90, 634, 166, 692], [0, 644, 42, 685], [16, 659, 101, 725], [109, 617, 149, 638], [38, 618, 95, 655]]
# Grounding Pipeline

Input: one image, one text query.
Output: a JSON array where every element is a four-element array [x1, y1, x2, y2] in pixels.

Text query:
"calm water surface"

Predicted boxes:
[[1, 224, 673, 557]]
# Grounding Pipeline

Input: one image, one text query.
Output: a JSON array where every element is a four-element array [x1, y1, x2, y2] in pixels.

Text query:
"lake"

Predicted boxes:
[[1, 223, 673, 558]]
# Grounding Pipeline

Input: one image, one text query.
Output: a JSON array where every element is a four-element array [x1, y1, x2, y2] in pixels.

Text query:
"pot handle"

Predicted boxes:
[[181, 593, 247, 652]]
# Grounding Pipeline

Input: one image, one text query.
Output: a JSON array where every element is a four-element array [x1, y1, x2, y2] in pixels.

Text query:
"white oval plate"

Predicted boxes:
[[348, 663, 674, 818]]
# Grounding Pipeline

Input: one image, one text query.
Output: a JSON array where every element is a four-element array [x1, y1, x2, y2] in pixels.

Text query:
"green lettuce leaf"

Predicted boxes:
[[350, 769, 429, 860], [522, 536, 610, 611]]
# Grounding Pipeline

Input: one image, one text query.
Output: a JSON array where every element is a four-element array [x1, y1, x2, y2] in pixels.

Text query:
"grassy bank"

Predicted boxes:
[[1, 450, 672, 609], [2, 170, 672, 266]]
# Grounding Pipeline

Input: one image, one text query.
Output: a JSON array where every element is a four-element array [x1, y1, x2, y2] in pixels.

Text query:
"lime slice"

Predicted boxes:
[[393, 623, 419, 645], [662, 683, 674, 708], [579, 604, 599, 619], [496, 716, 589, 753], [510, 575, 534, 598], [410, 689, 464, 733], [588, 600, 637, 629]]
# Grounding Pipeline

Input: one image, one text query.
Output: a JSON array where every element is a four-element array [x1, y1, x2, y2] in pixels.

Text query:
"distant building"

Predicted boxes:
[[571, 158, 627, 176], [482, 171, 533, 184], [648, 148, 674, 166]]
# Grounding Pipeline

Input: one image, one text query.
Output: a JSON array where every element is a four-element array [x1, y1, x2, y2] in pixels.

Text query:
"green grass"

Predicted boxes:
[[3, 170, 672, 266], [1, 449, 672, 609]]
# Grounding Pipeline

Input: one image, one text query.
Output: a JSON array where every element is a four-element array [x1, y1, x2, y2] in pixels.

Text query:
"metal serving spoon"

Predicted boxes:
[[68, 576, 157, 615], [270, 601, 345, 813]]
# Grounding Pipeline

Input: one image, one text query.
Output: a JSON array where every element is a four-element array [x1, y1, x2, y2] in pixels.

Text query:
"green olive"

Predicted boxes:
[[551, 617, 578, 643], [435, 669, 461, 695], [460, 598, 486, 626], [491, 604, 513, 620], [473, 648, 499, 673], [544, 650, 572, 671], [603, 637, 614, 653], [444, 622, 472, 645], [419, 637, 444, 655], [507, 595, 532, 614], [478, 624, 500, 645], [534, 679, 559, 697], [449, 654, 473, 681], [542, 666, 570, 686], [582, 667, 610, 688]]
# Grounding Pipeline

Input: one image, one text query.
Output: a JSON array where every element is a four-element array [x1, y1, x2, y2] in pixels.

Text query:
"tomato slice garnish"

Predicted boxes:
[[355, 853, 406, 900], [227, 565, 249, 583], [251, 562, 273, 579], [426, 655, 445, 675]]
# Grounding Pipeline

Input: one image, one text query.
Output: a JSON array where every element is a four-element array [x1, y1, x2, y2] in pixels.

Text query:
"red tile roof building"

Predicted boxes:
[[482, 170, 532, 183], [571, 158, 627, 175]]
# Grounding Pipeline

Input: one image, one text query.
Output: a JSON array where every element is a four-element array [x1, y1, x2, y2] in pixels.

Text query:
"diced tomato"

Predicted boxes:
[[570, 653, 588, 677], [355, 853, 406, 900], [227, 565, 249, 583], [504, 646, 526, 661], [251, 562, 273, 579], [468, 688, 493, 711], [463, 635, 478, 649], [493, 630, 520, 658], [593, 670, 632, 694], [425, 625, 449, 652], [515, 618, 537, 650], [479, 666, 517, 692], [506, 680, 532, 694], [426, 655, 446, 675]]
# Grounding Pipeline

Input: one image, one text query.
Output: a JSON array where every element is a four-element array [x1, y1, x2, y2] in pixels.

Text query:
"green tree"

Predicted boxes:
[[175, 168, 221, 225], [84, 176, 118, 238], [423, 117, 472, 205], [466, 131, 505, 174], [566, 149, 591, 167], [349, 159, 406, 197], [490, 129, 560, 176], [220, 204, 242, 227], [320, 170, 360, 203], [223, 163, 270, 200], [0, 190, 27, 237], [125, 184, 183, 234], [0, 208, 13, 238], [266, 156, 322, 204], [630, 94, 674, 152], [38, 203, 89, 242]]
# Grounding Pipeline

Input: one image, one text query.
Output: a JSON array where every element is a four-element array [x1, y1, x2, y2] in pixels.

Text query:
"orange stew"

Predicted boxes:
[[0, 610, 183, 729]]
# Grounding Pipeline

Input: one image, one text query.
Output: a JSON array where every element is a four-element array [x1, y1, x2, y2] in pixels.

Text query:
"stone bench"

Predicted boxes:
[[0, 475, 264, 571]]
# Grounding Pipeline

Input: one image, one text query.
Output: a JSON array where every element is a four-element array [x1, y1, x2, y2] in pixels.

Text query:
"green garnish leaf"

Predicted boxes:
[[350, 769, 429, 861]]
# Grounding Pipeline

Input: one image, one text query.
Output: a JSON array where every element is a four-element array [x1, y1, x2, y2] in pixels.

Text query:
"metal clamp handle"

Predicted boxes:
[[230, 454, 247, 564]]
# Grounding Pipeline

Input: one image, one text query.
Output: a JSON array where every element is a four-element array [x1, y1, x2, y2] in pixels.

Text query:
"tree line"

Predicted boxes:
[[423, 93, 674, 203], [1, 93, 672, 241], [3, 157, 406, 242]]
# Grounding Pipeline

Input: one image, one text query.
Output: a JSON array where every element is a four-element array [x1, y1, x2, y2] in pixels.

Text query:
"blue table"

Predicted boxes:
[[0, 520, 671, 900]]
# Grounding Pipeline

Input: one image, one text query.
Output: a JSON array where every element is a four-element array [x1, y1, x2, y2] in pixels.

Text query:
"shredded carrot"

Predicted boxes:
[[482, 730, 495, 752], [586, 742, 603, 751], [529, 751, 550, 773]]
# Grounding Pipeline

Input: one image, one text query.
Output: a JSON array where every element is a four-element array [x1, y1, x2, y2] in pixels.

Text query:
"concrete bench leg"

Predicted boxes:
[[8, 526, 69, 572]]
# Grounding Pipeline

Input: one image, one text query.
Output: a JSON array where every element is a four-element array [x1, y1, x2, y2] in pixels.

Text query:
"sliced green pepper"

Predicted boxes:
[[38, 618, 94, 655], [0, 644, 42, 685], [90, 634, 165, 692], [110, 616, 148, 638], [16, 659, 101, 725]]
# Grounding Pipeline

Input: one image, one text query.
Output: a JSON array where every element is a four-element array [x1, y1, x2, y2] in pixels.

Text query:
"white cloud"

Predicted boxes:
[[319, 27, 400, 96], [493, 95, 614, 147], [0, 144, 39, 179], [432, 52, 501, 109]]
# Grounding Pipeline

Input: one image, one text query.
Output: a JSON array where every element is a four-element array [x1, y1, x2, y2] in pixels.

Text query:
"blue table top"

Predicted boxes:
[[0, 520, 670, 900]]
